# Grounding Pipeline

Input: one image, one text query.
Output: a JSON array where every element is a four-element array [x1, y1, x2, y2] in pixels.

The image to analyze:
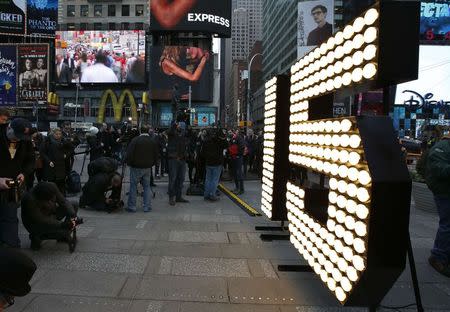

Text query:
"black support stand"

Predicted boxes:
[[255, 221, 290, 241], [255, 220, 288, 232]]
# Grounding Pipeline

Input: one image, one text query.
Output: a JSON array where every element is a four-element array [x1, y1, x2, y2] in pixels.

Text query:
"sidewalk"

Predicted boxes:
[[9, 155, 450, 312]]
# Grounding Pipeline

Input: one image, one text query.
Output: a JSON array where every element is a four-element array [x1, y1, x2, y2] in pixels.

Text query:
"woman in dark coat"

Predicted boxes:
[[40, 128, 67, 194]]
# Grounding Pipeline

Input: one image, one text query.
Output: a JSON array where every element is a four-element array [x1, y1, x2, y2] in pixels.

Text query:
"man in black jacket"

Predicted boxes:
[[167, 122, 189, 206], [125, 125, 159, 212], [202, 128, 228, 201], [21, 182, 79, 250], [0, 118, 34, 248]]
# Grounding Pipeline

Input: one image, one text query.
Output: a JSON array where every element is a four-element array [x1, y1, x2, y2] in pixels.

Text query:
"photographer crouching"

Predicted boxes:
[[0, 118, 35, 248], [21, 182, 82, 250]]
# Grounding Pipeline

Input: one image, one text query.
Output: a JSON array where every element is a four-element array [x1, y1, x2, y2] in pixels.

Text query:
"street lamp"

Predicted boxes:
[[247, 53, 262, 125]]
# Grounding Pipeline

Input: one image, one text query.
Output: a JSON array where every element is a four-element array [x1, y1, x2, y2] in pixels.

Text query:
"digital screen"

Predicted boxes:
[[55, 30, 146, 84], [150, 0, 231, 38], [150, 45, 213, 102], [420, 1, 450, 41], [395, 45, 450, 107]]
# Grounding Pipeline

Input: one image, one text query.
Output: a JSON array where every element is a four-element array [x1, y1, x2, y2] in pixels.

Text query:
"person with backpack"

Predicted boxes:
[[228, 129, 246, 195], [425, 133, 450, 278]]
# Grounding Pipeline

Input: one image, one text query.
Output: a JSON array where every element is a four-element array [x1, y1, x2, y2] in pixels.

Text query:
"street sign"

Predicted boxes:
[[71, 122, 93, 130]]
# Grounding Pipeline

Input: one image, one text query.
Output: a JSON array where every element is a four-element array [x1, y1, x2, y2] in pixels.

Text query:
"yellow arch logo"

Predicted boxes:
[[97, 89, 139, 124]]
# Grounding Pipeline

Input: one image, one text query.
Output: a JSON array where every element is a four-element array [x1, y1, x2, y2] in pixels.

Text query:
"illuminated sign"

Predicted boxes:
[[262, 1, 419, 306], [420, 1, 450, 41]]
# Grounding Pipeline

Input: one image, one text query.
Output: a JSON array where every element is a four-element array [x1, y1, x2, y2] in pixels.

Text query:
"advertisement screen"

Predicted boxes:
[[150, 46, 213, 102], [0, 45, 17, 106], [395, 46, 450, 107], [297, 0, 334, 59], [27, 0, 58, 36], [150, 0, 231, 38], [420, 2, 450, 42], [0, 0, 26, 35], [17, 44, 49, 106], [55, 31, 146, 84]]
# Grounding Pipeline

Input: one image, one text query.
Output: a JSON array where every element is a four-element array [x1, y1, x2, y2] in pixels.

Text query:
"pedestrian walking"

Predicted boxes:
[[228, 129, 246, 195], [125, 125, 159, 212]]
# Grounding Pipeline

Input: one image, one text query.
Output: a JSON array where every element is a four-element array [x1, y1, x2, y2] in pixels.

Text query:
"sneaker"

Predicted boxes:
[[208, 196, 219, 202], [429, 256, 450, 278], [176, 198, 189, 203], [169, 198, 176, 206], [125, 208, 136, 213]]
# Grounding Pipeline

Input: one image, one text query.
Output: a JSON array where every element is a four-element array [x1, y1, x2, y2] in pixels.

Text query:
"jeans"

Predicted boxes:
[[0, 195, 20, 247], [168, 159, 186, 199], [128, 167, 152, 212], [432, 195, 450, 264], [204, 166, 222, 198], [232, 157, 244, 189]]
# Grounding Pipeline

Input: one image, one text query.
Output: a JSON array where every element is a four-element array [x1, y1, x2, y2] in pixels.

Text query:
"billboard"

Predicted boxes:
[[55, 31, 146, 84], [395, 45, 450, 107], [0, 45, 17, 106], [27, 0, 58, 36], [0, 0, 26, 35], [297, 0, 334, 58], [150, 0, 231, 38], [420, 1, 450, 42], [17, 44, 49, 106], [150, 46, 213, 102]]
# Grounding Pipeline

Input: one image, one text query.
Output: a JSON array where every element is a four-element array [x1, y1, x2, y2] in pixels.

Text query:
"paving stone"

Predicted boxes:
[[128, 300, 180, 312], [159, 256, 251, 277], [21, 251, 77, 270], [142, 241, 222, 258], [32, 271, 127, 297], [180, 302, 281, 312], [190, 214, 241, 223], [217, 223, 262, 233], [68, 253, 150, 274], [228, 278, 337, 306], [221, 244, 302, 260], [18, 295, 132, 312], [280, 307, 363, 312], [120, 275, 228, 302], [7, 294, 37, 312], [98, 229, 161, 241], [169, 231, 229, 243]]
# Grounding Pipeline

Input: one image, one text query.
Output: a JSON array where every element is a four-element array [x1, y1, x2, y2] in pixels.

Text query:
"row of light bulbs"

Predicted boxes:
[[289, 145, 362, 166], [290, 118, 354, 134], [289, 133, 362, 149], [286, 192, 367, 303]]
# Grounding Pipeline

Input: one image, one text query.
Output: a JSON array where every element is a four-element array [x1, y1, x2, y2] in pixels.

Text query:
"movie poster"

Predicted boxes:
[[0, 45, 17, 106], [297, 0, 334, 59], [17, 44, 48, 106], [0, 0, 26, 35], [27, 0, 58, 36]]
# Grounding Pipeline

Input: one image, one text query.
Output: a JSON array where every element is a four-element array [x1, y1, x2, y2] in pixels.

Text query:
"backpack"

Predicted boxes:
[[228, 144, 239, 158], [67, 170, 81, 194]]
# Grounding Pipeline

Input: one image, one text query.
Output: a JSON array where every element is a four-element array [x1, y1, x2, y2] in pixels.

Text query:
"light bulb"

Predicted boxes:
[[330, 164, 339, 176], [358, 170, 372, 185], [343, 72, 352, 86], [363, 44, 377, 61], [352, 51, 364, 66], [329, 191, 338, 204], [364, 8, 379, 26], [336, 210, 346, 224], [340, 135, 350, 148], [356, 204, 369, 219], [334, 75, 343, 89], [335, 46, 344, 59], [347, 266, 358, 282], [338, 165, 348, 179], [331, 149, 340, 161], [352, 68, 363, 82], [327, 36, 336, 50], [343, 247, 354, 262], [348, 152, 361, 166], [336, 287, 347, 302], [328, 278, 337, 292], [345, 216, 356, 230], [328, 205, 337, 218], [353, 255, 365, 271], [334, 239, 344, 253], [339, 150, 349, 163], [349, 135, 361, 148], [357, 188, 370, 203], [335, 31, 344, 45], [364, 27, 378, 44], [354, 238, 366, 254], [335, 224, 345, 238], [343, 40, 354, 55], [327, 219, 336, 232], [347, 183, 358, 198], [343, 25, 355, 39], [338, 258, 348, 272], [344, 231, 354, 245], [334, 61, 343, 74], [341, 277, 352, 292], [341, 119, 352, 132], [329, 178, 338, 190], [353, 17, 365, 32], [343, 56, 353, 70], [354, 221, 367, 237]]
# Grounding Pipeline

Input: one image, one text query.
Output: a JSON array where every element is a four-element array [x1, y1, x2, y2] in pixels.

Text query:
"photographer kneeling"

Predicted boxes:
[[21, 182, 81, 250]]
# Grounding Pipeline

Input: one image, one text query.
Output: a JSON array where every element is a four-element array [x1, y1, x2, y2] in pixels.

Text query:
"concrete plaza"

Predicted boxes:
[[8, 155, 450, 312]]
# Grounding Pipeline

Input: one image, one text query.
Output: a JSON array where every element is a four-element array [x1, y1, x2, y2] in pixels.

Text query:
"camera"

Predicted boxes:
[[74, 217, 84, 226], [6, 180, 19, 188]]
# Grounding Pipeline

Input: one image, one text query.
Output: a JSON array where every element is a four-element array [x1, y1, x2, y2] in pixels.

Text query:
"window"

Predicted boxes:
[[94, 23, 103, 30], [80, 5, 88, 17], [67, 5, 75, 17], [67, 23, 75, 30], [135, 4, 144, 16], [108, 23, 116, 30], [122, 5, 130, 16], [80, 23, 88, 30], [94, 5, 102, 17], [121, 22, 130, 30], [108, 5, 116, 17], [135, 22, 144, 30]]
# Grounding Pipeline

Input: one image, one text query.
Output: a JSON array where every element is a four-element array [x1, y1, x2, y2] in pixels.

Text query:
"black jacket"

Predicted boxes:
[[86, 134, 104, 161], [0, 124, 35, 180], [202, 134, 228, 166], [87, 157, 119, 177], [125, 134, 159, 168], [40, 137, 66, 181], [167, 124, 188, 160], [79, 172, 120, 208], [21, 182, 77, 235]]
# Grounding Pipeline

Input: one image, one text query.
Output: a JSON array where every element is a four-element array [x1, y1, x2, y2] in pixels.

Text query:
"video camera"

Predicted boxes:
[[6, 179, 20, 188]]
